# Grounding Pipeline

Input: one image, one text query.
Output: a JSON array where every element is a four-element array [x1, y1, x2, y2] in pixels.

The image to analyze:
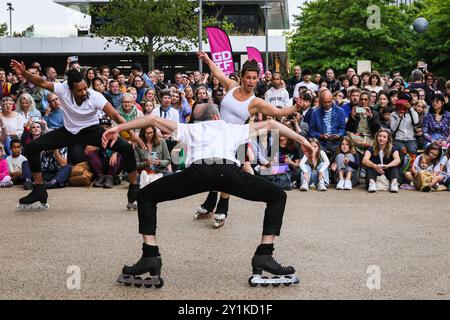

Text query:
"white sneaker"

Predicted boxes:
[[390, 182, 399, 193], [344, 180, 352, 190], [300, 181, 309, 191], [336, 179, 345, 190], [317, 180, 327, 191], [368, 181, 377, 193]]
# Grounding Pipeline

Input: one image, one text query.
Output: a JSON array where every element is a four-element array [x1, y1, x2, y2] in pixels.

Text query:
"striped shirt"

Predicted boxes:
[[323, 109, 332, 134]]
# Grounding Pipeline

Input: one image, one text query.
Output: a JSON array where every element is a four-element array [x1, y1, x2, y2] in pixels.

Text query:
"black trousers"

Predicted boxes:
[[366, 167, 399, 183], [137, 159, 287, 236], [26, 125, 136, 174]]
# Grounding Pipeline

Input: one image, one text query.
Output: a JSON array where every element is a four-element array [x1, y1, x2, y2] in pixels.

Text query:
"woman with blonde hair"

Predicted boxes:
[[362, 128, 401, 193], [15, 93, 42, 122]]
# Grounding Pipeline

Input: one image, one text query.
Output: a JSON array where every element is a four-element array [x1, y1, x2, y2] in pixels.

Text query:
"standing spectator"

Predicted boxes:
[[0, 68, 11, 99], [287, 65, 302, 98], [325, 68, 339, 92], [350, 74, 362, 89], [373, 91, 389, 111], [104, 80, 124, 110], [390, 95, 419, 154], [171, 90, 191, 124], [191, 71, 209, 93], [92, 77, 114, 107], [265, 72, 290, 108], [362, 128, 401, 193], [85, 67, 97, 88], [116, 73, 128, 94], [293, 68, 319, 97], [132, 76, 147, 105], [365, 73, 384, 93], [155, 70, 168, 91], [360, 71, 371, 88], [255, 70, 273, 99], [309, 90, 346, 153]]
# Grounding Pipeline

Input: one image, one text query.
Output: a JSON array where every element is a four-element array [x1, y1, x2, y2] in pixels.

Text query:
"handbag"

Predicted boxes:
[[262, 172, 293, 190]]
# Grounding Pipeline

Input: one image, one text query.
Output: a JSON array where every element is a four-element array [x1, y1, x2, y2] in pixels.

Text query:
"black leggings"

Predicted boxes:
[[366, 167, 399, 183], [137, 159, 287, 236], [26, 125, 136, 174]]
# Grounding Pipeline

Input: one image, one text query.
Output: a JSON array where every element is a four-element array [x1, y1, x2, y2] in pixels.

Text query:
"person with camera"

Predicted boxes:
[[390, 93, 419, 155], [345, 91, 381, 155]]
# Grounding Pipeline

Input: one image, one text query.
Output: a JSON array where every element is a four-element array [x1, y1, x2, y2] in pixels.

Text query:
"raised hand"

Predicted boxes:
[[10, 60, 26, 76], [102, 127, 120, 149], [197, 51, 210, 63]]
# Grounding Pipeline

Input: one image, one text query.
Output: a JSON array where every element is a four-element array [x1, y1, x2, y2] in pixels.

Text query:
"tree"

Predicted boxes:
[[93, 0, 232, 71], [0, 23, 8, 37], [410, 0, 450, 78], [289, 0, 417, 76], [13, 25, 35, 37]]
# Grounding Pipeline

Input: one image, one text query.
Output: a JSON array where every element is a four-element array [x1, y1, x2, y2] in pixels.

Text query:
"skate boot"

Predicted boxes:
[[127, 184, 139, 211], [193, 205, 212, 220], [213, 213, 227, 228], [17, 184, 49, 211], [117, 256, 164, 289], [248, 255, 299, 287]]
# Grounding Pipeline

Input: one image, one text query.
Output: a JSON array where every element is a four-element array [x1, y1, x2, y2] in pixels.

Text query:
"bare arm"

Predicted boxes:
[[197, 51, 237, 91], [102, 115, 177, 148], [250, 120, 313, 159], [249, 97, 300, 117], [10, 60, 54, 92]]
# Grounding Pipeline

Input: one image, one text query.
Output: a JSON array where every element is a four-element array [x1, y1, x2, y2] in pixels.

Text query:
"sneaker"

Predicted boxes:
[[431, 183, 440, 191], [344, 180, 352, 190], [94, 175, 105, 188], [103, 175, 114, 189], [368, 181, 377, 193], [299, 181, 309, 191], [317, 180, 327, 191], [390, 182, 399, 193], [0, 181, 13, 188], [336, 179, 345, 190], [23, 179, 33, 190]]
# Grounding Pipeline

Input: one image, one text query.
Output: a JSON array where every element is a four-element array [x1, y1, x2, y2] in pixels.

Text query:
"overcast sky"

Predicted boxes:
[[0, 0, 306, 37]]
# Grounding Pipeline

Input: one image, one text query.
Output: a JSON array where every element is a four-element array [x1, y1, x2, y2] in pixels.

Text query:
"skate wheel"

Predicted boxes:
[[154, 277, 164, 289], [122, 275, 132, 287], [133, 276, 143, 288], [248, 276, 258, 288], [260, 276, 270, 287], [283, 275, 293, 286], [144, 277, 153, 288], [272, 276, 281, 287]]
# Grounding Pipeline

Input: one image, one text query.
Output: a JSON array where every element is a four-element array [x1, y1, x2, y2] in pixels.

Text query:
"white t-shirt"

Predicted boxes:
[[54, 82, 108, 135], [265, 87, 291, 108], [151, 106, 179, 123], [440, 156, 450, 174], [7, 154, 28, 173], [293, 81, 319, 97], [172, 120, 249, 167], [1, 114, 27, 137]]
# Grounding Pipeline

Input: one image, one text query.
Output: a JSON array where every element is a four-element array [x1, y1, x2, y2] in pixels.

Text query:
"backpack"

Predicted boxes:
[[68, 161, 94, 187], [262, 173, 293, 190]]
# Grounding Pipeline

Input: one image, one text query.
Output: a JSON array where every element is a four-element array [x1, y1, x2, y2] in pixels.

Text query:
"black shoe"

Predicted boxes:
[[94, 175, 105, 188], [103, 175, 114, 189], [122, 256, 162, 276], [251, 254, 295, 276], [23, 179, 33, 191]]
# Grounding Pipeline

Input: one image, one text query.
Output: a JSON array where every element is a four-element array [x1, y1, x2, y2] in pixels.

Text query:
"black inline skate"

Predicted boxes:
[[17, 184, 49, 211], [248, 254, 299, 287], [126, 184, 139, 211], [117, 256, 164, 289]]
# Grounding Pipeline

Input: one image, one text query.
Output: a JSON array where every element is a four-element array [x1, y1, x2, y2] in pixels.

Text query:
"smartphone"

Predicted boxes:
[[151, 152, 157, 159], [356, 107, 366, 114], [68, 56, 79, 63], [32, 117, 41, 123]]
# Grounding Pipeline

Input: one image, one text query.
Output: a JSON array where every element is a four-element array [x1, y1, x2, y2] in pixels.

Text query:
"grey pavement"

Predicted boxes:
[[0, 184, 449, 300]]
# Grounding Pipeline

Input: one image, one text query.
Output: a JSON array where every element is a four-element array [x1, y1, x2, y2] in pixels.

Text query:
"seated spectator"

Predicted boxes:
[[330, 136, 360, 190], [184, 86, 196, 107], [1, 96, 27, 155], [346, 91, 381, 155], [390, 93, 419, 154], [171, 90, 192, 124], [0, 143, 13, 188], [365, 73, 384, 93], [131, 76, 147, 104], [440, 148, 450, 190], [142, 100, 155, 116], [380, 107, 393, 130], [413, 99, 427, 149], [126, 87, 143, 111], [43, 93, 64, 130], [15, 93, 41, 121], [422, 92, 450, 148], [373, 91, 389, 112], [141, 88, 159, 109], [278, 125, 302, 187], [362, 128, 401, 193], [93, 77, 114, 106], [104, 80, 123, 109], [341, 88, 361, 119], [299, 138, 330, 191], [332, 91, 346, 107], [309, 90, 346, 154], [194, 87, 211, 105], [6, 139, 32, 189], [86, 117, 123, 189], [403, 142, 443, 190], [388, 90, 398, 109], [134, 126, 171, 175]]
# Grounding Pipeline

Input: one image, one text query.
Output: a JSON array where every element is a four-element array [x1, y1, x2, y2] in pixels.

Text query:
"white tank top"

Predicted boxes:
[[220, 86, 254, 124]]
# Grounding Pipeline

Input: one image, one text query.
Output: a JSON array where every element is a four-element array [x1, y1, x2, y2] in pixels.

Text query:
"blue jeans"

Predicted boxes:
[[300, 163, 330, 186], [394, 139, 417, 154]]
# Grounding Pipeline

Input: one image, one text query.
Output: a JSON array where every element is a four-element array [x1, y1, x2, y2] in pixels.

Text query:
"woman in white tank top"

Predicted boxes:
[[193, 52, 304, 228]]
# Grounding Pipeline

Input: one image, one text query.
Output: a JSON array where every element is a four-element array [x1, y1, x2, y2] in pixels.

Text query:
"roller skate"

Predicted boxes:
[[17, 184, 49, 211], [127, 184, 139, 211], [213, 213, 227, 228], [117, 256, 164, 289], [193, 205, 212, 220], [248, 254, 299, 287]]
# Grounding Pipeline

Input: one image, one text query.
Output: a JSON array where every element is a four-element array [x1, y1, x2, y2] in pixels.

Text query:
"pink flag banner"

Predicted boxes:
[[246, 46, 265, 78], [206, 27, 235, 76]]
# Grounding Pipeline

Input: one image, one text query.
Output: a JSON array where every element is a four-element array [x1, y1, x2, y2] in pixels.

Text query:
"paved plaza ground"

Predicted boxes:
[[0, 185, 448, 300]]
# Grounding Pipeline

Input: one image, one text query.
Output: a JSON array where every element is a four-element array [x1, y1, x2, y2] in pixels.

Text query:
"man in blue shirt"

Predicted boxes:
[[43, 92, 64, 130], [309, 90, 346, 153]]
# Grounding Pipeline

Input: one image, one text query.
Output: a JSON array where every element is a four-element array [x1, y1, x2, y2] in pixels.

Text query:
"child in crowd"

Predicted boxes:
[[413, 99, 427, 149], [331, 136, 360, 190], [0, 144, 13, 187], [380, 107, 393, 130], [299, 138, 330, 191], [6, 139, 32, 189]]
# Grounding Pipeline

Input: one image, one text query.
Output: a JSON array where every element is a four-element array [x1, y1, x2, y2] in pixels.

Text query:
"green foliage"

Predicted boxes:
[[289, 0, 419, 76], [12, 25, 35, 38], [411, 0, 450, 77], [0, 23, 8, 37]]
